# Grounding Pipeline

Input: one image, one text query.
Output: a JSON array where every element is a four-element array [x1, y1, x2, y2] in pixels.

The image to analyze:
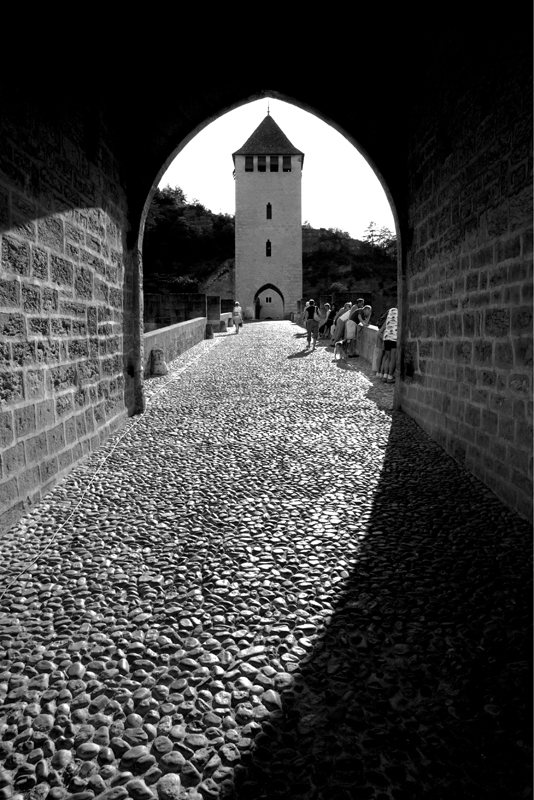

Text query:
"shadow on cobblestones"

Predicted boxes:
[[235, 413, 532, 800]]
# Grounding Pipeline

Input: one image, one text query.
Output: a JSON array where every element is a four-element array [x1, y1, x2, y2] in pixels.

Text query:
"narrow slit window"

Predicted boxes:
[[258, 156, 266, 172], [266, 240, 271, 257], [245, 156, 253, 172], [270, 156, 279, 172], [266, 296, 272, 303], [266, 203, 272, 219], [283, 156, 291, 172]]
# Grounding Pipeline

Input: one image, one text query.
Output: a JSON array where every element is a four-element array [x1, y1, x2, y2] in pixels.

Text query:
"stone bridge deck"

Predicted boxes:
[[0, 322, 531, 800]]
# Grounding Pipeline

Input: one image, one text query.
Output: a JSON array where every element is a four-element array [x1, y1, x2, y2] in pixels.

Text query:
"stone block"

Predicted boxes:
[[0, 370, 24, 404], [498, 415, 515, 443], [42, 287, 59, 313], [64, 416, 76, 444], [75, 266, 93, 300], [94, 278, 109, 303], [35, 399, 55, 429], [511, 306, 532, 335], [84, 407, 94, 432], [69, 339, 89, 360], [2, 235, 30, 276], [28, 317, 51, 336], [513, 336, 533, 368], [0, 410, 14, 449], [78, 359, 100, 382], [3, 442, 26, 476], [11, 341, 35, 367], [51, 318, 71, 336], [36, 340, 60, 364], [75, 412, 87, 437], [58, 448, 73, 471], [31, 246, 49, 280], [454, 341, 472, 364], [47, 423, 65, 455], [0, 477, 19, 506], [1, 312, 25, 337], [0, 278, 21, 308], [18, 464, 41, 497], [61, 300, 86, 317], [22, 283, 41, 314], [473, 339, 493, 366], [509, 373, 530, 394], [56, 393, 74, 418], [49, 365, 77, 393], [26, 432, 48, 463], [503, 285, 521, 304], [481, 408, 498, 435], [50, 255, 73, 287], [488, 265, 508, 287], [38, 216, 64, 252], [15, 405, 36, 438], [484, 308, 510, 337], [72, 319, 87, 336], [40, 455, 59, 483]]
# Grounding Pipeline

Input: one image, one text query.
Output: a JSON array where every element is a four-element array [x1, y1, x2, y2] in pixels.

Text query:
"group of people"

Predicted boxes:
[[301, 298, 398, 381], [301, 297, 371, 354]]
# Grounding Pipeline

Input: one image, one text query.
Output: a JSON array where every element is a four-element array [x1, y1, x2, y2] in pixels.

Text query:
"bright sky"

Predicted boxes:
[[158, 98, 396, 241]]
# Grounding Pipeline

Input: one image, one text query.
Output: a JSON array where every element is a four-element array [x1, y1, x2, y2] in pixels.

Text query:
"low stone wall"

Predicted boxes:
[[212, 312, 232, 331], [357, 325, 380, 364], [143, 318, 206, 376]]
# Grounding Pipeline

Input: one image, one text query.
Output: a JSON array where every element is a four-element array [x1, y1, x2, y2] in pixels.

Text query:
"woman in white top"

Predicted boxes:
[[232, 301, 243, 334], [378, 307, 398, 382]]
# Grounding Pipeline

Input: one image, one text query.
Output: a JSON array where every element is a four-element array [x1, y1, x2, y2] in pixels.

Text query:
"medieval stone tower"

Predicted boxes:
[[233, 114, 304, 320]]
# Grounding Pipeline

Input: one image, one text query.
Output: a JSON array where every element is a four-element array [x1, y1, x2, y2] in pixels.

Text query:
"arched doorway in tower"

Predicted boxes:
[[254, 284, 285, 320]]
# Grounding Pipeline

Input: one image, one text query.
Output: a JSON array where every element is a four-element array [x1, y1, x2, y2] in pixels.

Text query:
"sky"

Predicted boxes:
[[158, 98, 396, 241]]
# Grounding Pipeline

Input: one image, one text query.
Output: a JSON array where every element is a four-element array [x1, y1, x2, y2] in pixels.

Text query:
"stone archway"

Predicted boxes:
[[254, 283, 285, 320]]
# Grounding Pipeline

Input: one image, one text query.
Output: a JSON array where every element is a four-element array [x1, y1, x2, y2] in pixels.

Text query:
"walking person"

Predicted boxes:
[[303, 299, 321, 350], [232, 301, 243, 334]]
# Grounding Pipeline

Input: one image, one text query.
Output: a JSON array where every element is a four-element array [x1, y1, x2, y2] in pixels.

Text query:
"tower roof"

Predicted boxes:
[[232, 115, 304, 164]]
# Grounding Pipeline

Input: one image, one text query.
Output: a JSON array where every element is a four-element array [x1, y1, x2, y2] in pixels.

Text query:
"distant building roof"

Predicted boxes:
[[232, 115, 304, 164]]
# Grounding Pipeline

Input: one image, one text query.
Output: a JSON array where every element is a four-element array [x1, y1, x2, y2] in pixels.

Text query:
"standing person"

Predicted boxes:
[[303, 299, 321, 350], [378, 307, 398, 382], [319, 303, 333, 338], [232, 301, 243, 334]]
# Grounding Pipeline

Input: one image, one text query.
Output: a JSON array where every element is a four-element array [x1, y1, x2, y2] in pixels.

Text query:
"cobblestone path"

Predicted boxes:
[[0, 322, 531, 800]]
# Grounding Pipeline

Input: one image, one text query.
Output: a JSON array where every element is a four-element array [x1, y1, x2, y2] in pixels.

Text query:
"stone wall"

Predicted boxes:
[[143, 318, 207, 376], [399, 50, 533, 519], [0, 102, 136, 534], [144, 293, 208, 332]]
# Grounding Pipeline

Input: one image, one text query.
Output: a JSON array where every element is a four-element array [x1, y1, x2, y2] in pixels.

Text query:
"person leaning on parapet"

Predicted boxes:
[[302, 299, 321, 350], [330, 302, 352, 346], [232, 301, 243, 334], [348, 298, 365, 324]]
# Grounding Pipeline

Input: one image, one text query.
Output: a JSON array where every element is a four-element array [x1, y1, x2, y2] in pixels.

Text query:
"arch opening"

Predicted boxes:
[[254, 283, 285, 320]]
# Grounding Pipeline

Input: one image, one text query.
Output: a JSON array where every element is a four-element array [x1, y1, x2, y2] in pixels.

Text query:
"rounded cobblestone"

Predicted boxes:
[[0, 324, 531, 799]]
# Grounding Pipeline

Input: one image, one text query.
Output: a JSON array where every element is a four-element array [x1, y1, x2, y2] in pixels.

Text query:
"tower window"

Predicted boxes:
[[266, 203, 272, 219], [245, 156, 253, 172], [270, 156, 279, 172], [258, 156, 266, 172], [266, 240, 271, 257], [283, 156, 291, 172], [265, 296, 272, 303]]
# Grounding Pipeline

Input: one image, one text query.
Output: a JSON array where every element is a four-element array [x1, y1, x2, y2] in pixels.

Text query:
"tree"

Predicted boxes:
[[363, 221, 397, 259]]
